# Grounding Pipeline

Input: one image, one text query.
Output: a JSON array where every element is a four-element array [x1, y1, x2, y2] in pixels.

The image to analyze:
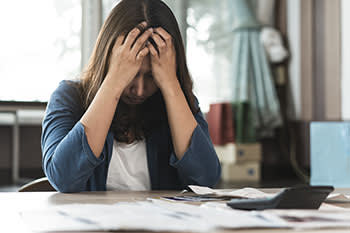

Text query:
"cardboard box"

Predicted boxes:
[[221, 162, 260, 182], [215, 143, 261, 164]]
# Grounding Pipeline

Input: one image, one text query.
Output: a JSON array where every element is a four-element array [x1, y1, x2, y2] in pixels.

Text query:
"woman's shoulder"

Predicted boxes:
[[48, 79, 83, 110], [56, 79, 81, 93], [52, 79, 81, 97]]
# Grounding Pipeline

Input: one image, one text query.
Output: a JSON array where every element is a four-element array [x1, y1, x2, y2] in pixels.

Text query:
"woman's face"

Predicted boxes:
[[121, 55, 158, 105]]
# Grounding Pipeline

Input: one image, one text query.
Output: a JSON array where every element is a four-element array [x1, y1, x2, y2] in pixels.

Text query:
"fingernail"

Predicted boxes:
[[148, 28, 153, 32]]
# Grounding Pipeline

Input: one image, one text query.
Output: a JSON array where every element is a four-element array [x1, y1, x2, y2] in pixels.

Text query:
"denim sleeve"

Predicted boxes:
[[169, 100, 221, 188], [41, 81, 105, 193]]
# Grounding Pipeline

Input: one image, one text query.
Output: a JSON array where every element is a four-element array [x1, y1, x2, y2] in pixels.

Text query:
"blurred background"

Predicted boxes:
[[0, 0, 347, 191]]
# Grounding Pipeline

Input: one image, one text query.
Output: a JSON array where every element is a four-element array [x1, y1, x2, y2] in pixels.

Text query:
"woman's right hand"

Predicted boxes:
[[105, 22, 153, 96]]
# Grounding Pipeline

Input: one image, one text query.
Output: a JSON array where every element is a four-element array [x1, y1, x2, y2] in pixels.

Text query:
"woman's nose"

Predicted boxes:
[[131, 76, 144, 96]]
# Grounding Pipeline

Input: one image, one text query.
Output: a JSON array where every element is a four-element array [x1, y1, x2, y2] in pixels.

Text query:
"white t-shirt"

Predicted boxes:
[[106, 139, 151, 191]]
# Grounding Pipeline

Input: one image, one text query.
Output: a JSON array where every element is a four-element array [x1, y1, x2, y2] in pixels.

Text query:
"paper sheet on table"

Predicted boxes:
[[326, 193, 350, 203], [20, 199, 285, 232], [189, 186, 350, 204], [259, 209, 350, 229], [19, 209, 101, 232], [201, 202, 350, 229], [188, 185, 275, 199], [201, 201, 347, 211], [161, 195, 230, 202], [319, 203, 346, 210], [20, 199, 350, 232]]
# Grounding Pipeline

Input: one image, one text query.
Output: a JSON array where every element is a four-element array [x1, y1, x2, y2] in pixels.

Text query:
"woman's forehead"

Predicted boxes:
[[140, 55, 151, 72]]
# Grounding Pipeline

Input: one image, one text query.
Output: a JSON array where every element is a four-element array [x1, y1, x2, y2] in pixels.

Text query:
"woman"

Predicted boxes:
[[41, 0, 221, 193]]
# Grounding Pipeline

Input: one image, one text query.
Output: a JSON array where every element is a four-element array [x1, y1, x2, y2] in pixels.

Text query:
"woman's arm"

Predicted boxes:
[[159, 78, 198, 159], [148, 28, 221, 187], [42, 23, 153, 192], [42, 82, 106, 192], [79, 79, 120, 158], [147, 27, 197, 159], [80, 23, 152, 158]]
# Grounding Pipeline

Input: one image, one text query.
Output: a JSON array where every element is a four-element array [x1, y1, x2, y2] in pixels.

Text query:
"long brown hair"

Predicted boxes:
[[79, 0, 198, 142]]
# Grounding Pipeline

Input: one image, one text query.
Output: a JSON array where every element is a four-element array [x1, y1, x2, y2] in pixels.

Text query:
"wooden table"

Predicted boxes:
[[2, 189, 350, 233]]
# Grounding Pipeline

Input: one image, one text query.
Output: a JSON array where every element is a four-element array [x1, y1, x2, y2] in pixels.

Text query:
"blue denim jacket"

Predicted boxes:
[[41, 80, 221, 193]]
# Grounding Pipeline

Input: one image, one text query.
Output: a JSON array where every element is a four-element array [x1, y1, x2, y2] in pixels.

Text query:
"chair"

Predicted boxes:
[[18, 177, 56, 192]]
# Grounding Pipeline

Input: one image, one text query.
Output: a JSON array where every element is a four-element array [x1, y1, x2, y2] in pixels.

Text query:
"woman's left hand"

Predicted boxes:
[[147, 27, 178, 90]]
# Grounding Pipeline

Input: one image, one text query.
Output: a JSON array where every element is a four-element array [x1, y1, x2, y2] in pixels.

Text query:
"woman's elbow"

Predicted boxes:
[[46, 174, 83, 193], [43, 159, 82, 193], [191, 161, 221, 188], [206, 162, 221, 188]]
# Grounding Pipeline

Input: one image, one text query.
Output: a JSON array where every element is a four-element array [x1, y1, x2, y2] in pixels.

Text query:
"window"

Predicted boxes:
[[103, 0, 120, 19], [186, 0, 233, 112], [0, 0, 81, 102]]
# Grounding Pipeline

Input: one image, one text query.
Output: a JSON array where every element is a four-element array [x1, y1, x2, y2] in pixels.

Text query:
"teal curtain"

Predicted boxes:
[[230, 0, 282, 140]]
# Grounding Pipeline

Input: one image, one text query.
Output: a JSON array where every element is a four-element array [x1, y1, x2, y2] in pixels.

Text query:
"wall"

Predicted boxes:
[[281, 0, 341, 171], [287, 0, 341, 121], [342, 0, 350, 120]]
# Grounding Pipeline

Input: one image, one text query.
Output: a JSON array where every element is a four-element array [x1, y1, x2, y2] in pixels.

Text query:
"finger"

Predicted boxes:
[[152, 32, 166, 51], [124, 21, 147, 48], [147, 42, 159, 58], [136, 46, 149, 61], [155, 27, 172, 45], [115, 35, 125, 47], [131, 28, 153, 55]]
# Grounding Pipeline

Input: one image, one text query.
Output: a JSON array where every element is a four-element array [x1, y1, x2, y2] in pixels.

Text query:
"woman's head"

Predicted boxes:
[[120, 54, 158, 105], [79, 0, 198, 142]]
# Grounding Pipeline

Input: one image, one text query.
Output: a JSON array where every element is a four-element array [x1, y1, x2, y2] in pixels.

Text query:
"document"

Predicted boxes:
[[188, 185, 275, 198], [20, 199, 285, 232], [319, 203, 346, 210], [189, 185, 350, 204], [161, 195, 230, 202], [326, 193, 350, 203], [259, 209, 350, 229], [20, 198, 350, 232], [201, 202, 350, 229]]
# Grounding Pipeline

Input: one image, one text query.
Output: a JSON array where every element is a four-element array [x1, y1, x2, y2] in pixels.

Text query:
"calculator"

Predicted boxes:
[[226, 186, 334, 210]]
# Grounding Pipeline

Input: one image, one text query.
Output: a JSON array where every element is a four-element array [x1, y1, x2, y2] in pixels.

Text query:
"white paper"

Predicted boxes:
[[20, 199, 285, 232], [19, 208, 103, 232], [188, 185, 275, 198], [260, 209, 350, 229], [326, 193, 350, 203], [201, 202, 350, 229], [319, 203, 346, 210], [150, 199, 282, 229], [20, 198, 350, 232]]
